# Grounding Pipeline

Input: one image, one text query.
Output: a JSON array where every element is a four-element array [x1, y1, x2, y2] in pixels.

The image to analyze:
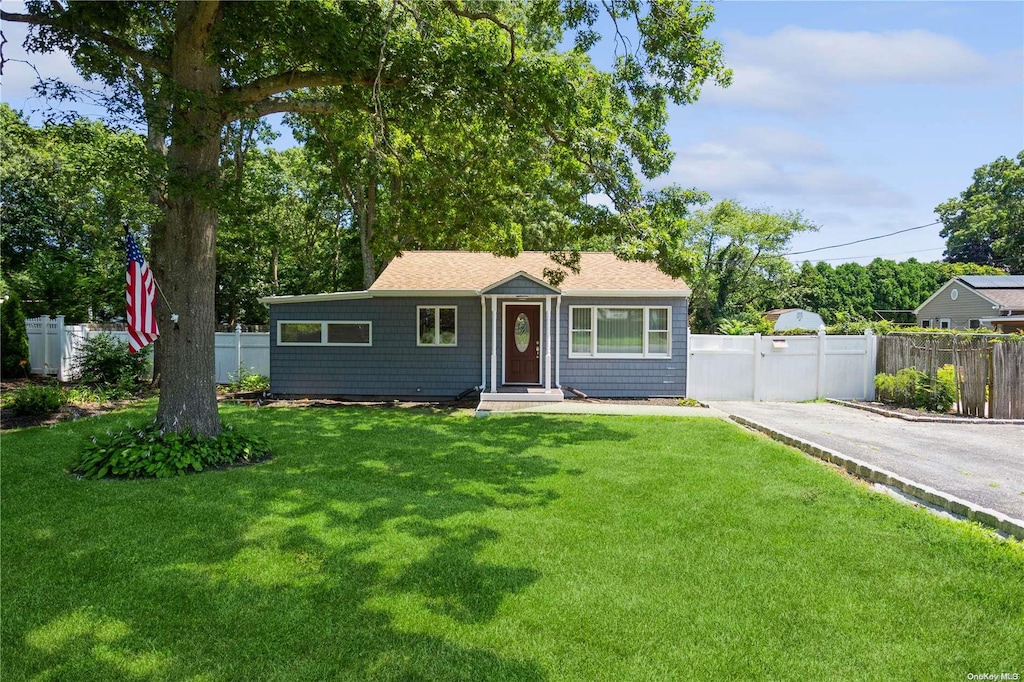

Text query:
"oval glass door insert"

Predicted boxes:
[[514, 313, 530, 352]]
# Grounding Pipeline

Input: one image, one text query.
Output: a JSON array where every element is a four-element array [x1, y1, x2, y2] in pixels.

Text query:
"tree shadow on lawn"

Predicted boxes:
[[3, 408, 627, 681]]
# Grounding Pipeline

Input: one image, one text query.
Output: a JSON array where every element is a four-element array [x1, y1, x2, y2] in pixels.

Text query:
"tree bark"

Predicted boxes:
[[153, 1, 222, 436]]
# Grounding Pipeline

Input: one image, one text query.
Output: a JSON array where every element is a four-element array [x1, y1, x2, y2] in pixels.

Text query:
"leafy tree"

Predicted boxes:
[[3, 0, 730, 435], [0, 294, 31, 378], [0, 105, 160, 322], [664, 200, 816, 332], [937, 151, 1023, 273]]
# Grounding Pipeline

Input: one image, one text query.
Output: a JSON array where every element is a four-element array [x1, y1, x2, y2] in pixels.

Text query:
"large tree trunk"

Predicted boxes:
[[153, 1, 222, 436]]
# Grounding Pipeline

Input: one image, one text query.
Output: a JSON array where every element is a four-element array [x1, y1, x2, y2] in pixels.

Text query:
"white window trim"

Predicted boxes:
[[276, 320, 373, 346], [568, 305, 671, 359], [416, 305, 458, 347], [939, 318, 952, 329]]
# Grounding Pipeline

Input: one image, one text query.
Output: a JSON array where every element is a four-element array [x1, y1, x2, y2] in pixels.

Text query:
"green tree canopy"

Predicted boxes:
[[937, 151, 1023, 273], [2, 0, 731, 435]]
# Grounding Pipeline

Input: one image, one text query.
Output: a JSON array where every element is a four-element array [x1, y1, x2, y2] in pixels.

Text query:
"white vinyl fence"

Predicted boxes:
[[687, 330, 877, 402], [25, 315, 269, 384]]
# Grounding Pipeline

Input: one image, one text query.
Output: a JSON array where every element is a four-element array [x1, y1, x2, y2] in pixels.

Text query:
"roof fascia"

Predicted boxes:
[[479, 271, 560, 294], [259, 291, 373, 305]]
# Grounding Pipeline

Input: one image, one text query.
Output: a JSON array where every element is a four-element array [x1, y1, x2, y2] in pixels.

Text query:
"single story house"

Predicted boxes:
[[260, 251, 690, 401], [764, 308, 824, 331], [915, 275, 1024, 332]]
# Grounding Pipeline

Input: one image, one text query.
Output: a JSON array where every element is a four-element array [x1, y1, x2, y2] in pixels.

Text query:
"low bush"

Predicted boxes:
[[6, 384, 66, 416], [874, 364, 957, 413], [73, 422, 271, 479], [73, 333, 151, 387], [224, 366, 270, 393]]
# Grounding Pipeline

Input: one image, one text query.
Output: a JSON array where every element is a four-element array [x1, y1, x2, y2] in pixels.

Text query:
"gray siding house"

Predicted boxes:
[[915, 275, 1024, 332], [261, 252, 691, 401]]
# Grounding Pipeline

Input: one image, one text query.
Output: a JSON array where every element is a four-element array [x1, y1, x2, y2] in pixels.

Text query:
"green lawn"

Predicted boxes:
[[2, 404, 1021, 681]]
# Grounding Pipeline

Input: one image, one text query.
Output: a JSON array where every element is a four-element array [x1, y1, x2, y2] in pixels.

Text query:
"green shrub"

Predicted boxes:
[[1, 294, 30, 378], [874, 365, 957, 413], [718, 313, 774, 336], [73, 423, 271, 479], [73, 333, 151, 387], [226, 366, 270, 393], [7, 384, 66, 416]]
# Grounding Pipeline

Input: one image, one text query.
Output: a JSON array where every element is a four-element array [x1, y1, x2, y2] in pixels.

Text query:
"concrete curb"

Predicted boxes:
[[729, 414, 1024, 541], [826, 399, 1024, 425]]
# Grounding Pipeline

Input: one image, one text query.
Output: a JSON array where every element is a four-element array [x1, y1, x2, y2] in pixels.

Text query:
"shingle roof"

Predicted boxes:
[[981, 289, 1024, 310], [368, 251, 689, 294], [960, 275, 1024, 289]]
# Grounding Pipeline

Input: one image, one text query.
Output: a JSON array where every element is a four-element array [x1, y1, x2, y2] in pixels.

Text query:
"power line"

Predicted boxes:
[[800, 246, 945, 263], [784, 220, 941, 256]]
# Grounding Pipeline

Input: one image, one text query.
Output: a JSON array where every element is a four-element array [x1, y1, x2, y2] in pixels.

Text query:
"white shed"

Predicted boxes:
[[766, 308, 824, 331]]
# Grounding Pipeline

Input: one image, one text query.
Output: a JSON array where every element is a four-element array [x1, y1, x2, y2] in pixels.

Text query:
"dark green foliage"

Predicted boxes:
[[0, 294, 31, 377], [5, 384, 66, 416], [874, 365, 957, 413], [937, 151, 1023, 273], [73, 423, 270, 479], [73, 334, 151, 387]]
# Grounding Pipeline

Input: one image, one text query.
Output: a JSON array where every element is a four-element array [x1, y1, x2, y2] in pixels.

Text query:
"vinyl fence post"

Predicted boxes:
[[816, 327, 826, 399], [752, 333, 762, 402], [863, 329, 875, 400], [55, 315, 65, 381], [235, 323, 243, 379]]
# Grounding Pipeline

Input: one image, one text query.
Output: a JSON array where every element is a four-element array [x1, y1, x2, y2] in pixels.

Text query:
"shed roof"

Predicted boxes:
[[368, 251, 689, 295]]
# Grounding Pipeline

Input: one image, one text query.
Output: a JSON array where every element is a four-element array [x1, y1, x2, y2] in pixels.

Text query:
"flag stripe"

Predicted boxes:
[[125, 231, 160, 354]]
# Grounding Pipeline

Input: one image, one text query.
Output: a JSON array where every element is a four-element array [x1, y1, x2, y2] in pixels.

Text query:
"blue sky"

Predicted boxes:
[[2, 1, 1021, 266]]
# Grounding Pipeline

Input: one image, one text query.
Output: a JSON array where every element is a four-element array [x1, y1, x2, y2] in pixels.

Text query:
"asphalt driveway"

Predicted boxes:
[[713, 401, 1024, 522]]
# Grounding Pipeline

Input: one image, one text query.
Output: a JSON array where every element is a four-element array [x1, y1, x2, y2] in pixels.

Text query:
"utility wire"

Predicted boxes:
[[802, 246, 945, 263], [784, 220, 941, 256]]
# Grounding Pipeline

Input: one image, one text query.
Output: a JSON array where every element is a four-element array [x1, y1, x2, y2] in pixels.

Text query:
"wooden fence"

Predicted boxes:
[[876, 333, 1024, 419]]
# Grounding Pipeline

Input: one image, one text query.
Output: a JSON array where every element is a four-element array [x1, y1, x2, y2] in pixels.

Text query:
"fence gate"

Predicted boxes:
[[687, 331, 876, 402]]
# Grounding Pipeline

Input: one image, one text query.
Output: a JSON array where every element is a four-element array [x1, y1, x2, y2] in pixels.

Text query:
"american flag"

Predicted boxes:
[[125, 229, 160, 354]]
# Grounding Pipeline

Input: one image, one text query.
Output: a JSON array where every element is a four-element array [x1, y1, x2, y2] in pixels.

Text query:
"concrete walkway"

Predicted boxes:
[[714, 401, 1024, 532], [477, 401, 726, 418]]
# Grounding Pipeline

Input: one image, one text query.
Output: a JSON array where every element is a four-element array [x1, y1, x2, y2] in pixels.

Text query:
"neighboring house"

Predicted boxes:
[[915, 275, 1024, 332], [764, 308, 824, 331], [260, 251, 690, 400]]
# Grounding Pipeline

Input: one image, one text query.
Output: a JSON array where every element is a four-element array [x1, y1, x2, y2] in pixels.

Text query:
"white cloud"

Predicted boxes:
[[729, 26, 989, 83], [708, 26, 994, 112], [667, 126, 909, 208]]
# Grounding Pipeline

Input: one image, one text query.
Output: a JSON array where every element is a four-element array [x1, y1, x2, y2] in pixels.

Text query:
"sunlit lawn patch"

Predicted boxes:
[[1, 403, 1021, 680]]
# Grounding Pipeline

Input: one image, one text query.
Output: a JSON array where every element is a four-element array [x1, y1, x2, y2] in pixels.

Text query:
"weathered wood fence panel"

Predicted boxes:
[[991, 341, 1024, 419], [952, 337, 990, 418], [877, 333, 1023, 419]]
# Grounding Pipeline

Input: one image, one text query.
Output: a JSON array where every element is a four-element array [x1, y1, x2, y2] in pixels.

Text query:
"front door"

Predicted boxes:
[[505, 304, 540, 384]]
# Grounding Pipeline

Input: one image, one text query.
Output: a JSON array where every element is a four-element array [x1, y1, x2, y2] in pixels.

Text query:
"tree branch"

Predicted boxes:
[[443, 1, 516, 67], [227, 97, 345, 121], [0, 9, 171, 75], [223, 70, 405, 107]]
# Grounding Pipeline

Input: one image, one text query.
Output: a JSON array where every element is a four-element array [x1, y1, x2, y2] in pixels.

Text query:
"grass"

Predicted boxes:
[[1, 403, 1022, 681]]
